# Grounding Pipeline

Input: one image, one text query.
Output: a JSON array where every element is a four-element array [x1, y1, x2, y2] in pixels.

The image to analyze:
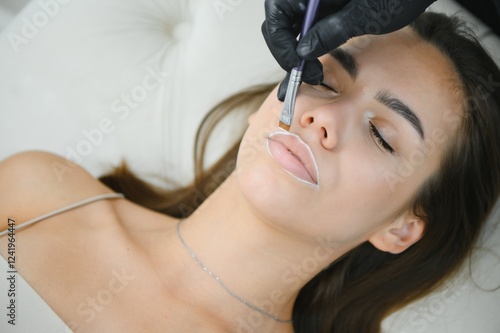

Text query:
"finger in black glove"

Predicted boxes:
[[277, 59, 324, 101], [263, 0, 436, 99], [297, 0, 437, 60]]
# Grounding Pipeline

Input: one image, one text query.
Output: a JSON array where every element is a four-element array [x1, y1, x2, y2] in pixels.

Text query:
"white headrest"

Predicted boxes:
[[0, 0, 282, 186]]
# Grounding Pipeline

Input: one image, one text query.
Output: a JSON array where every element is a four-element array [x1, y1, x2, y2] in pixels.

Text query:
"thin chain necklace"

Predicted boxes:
[[175, 219, 293, 324]]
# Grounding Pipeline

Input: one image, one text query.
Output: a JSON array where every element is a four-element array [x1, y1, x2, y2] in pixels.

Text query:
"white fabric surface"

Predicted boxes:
[[0, 0, 282, 188], [0, 0, 498, 332], [0, 8, 13, 31]]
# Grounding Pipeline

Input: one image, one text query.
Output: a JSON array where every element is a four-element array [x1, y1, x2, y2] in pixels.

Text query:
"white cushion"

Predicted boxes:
[[0, 1, 498, 332], [0, 0, 282, 186]]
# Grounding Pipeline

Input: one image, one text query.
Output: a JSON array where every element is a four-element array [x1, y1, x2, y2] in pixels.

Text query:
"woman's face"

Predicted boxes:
[[236, 27, 463, 247]]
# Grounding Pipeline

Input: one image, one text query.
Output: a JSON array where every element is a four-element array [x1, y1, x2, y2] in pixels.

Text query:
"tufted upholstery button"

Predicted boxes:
[[172, 21, 192, 41], [0, 0, 280, 188]]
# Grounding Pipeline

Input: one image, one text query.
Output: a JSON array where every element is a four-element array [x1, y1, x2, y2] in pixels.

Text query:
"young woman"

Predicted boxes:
[[1, 12, 499, 333]]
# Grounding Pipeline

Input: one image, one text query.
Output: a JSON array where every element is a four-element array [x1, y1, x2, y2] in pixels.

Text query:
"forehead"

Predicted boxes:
[[342, 28, 464, 145], [343, 28, 460, 91]]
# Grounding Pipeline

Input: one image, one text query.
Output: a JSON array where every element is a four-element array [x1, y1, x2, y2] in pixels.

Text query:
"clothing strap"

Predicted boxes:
[[0, 193, 124, 237]]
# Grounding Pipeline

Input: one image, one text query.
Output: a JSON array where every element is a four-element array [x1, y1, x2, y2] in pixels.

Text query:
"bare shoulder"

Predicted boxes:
[[0, 151, 114, 233]]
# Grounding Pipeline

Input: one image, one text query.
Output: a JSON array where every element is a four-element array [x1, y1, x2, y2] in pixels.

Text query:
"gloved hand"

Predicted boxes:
[[262, 0, 437, 100]]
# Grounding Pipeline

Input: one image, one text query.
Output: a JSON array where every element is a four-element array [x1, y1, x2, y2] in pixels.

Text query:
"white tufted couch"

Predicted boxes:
[[0, 0, 283, 188], [0, 0, 499, 332]]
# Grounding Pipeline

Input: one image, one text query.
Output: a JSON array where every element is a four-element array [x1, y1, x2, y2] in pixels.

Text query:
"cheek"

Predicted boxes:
[[247, 113, 256, 124], [255, 86, 282, 118], [235, 100, 282, 211], [235, 135, 313, 228], [240, 103, 282, 156], [236, 87, 282, 169], [307, 160, 412, 242]]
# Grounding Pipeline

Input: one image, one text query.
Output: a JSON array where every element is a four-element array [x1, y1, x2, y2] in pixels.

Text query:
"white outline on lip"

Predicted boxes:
[[267, 129, 320, 188]]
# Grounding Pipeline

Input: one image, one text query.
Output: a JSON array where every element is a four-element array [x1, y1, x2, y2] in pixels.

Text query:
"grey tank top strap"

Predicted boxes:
[[0, 193, 124, 237]]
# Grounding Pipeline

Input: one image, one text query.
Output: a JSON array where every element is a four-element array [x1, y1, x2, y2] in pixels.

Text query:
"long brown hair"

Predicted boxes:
[[100, 12, 500, 333], [99, 83, 274, 217]]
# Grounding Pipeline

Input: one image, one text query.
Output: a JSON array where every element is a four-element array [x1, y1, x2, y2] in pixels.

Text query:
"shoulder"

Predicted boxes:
[[0, 151, 115, 233]]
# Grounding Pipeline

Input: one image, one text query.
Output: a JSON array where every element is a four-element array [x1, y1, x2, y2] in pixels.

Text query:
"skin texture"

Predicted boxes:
[[238, 27, 461, 250], [0, 27, 463, 333]]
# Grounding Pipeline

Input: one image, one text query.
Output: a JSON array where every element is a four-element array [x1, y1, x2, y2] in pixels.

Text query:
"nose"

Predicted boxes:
[[299, 105, 343, 150]]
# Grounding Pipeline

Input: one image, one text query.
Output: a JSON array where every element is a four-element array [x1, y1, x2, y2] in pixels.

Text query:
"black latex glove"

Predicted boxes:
[[262, 0, 437, 100]]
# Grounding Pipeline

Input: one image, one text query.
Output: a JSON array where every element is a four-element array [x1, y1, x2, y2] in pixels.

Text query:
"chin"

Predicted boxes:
[[236, 159, 281, 212], [235, 156, 313, 233]]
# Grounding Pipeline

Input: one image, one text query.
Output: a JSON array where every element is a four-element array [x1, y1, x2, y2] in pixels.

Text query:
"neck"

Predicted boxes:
[[162, 173, 351, 332]]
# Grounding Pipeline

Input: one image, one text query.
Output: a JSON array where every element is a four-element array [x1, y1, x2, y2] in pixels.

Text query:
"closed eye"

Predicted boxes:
[[369, 122, 395, 154], [319, 82, 339, 94]]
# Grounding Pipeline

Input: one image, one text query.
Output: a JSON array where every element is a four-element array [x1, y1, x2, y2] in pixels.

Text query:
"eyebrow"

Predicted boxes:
[[329, 48, 424, 139], [375, 90, 425, 139], [329, 48, 358, 80]]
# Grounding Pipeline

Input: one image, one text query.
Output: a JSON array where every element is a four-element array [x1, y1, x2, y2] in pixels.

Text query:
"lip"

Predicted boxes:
[[266, 130, 319, 187]]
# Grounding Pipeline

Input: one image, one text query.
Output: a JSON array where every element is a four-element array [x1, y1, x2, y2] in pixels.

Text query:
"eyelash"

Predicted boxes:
[[321, 81, 395, 155], [369, 122, 395, 154], [319, 82, 338, 94]]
